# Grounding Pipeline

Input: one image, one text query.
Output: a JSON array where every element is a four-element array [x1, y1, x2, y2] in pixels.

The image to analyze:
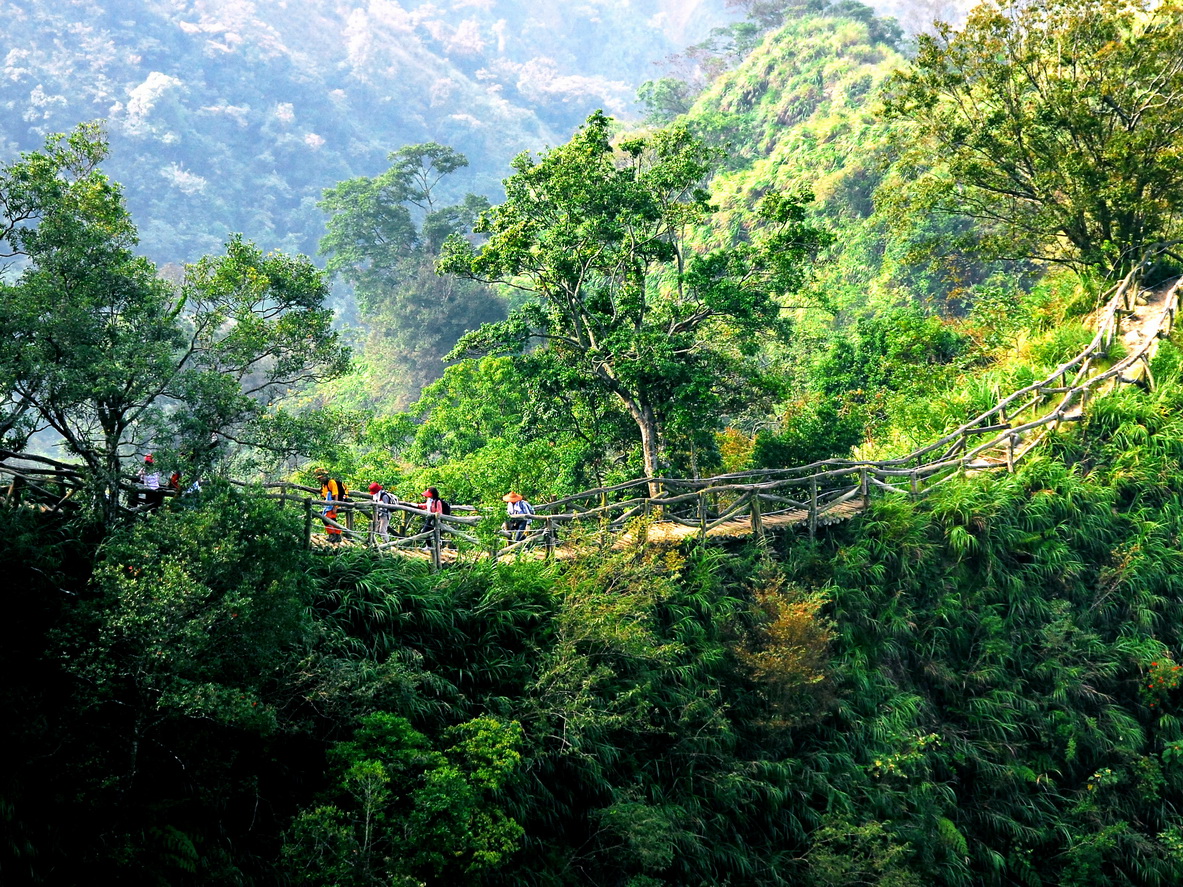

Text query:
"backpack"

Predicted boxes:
[[377, 490, 396, 506], [439, 499, 452, 515]]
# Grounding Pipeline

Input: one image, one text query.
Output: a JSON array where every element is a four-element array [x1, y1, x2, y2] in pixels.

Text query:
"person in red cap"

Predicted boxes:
[[138, 454, 164, 511], [420, 487, 446, 536], [368, 482, 397, 542]]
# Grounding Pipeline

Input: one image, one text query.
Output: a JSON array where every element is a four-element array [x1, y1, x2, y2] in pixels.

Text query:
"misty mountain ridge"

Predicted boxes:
[[1, 0, 744, 264]]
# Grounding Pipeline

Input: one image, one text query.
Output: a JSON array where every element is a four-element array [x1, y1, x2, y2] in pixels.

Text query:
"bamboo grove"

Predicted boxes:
[[6, 336, 1183, 886]]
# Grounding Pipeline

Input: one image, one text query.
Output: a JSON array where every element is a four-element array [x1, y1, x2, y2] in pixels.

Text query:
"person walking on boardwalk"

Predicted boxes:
[[421, 487, 444, 535], [138, 454, 165, 511], [422, 487, 455, 549], [502, 491, 535, 542], [315, 468, 348, 544], [369, 482, 397, 543]]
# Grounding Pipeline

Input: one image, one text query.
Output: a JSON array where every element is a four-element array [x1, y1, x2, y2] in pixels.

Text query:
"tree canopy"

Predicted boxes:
[[318, 142, 505, 410], [885, 0, 1183, 275], [0, 126, 349, 519], [439, 111, 829, 487]]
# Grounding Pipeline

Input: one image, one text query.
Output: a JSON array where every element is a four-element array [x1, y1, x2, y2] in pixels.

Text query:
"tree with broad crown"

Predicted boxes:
[[884, 0, 1183, 276], [0, 126, 349, 523], [319, 142, 503, 409], [438, 112, 829, 493]]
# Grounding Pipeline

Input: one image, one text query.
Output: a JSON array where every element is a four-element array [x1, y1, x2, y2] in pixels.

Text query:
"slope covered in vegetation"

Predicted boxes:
[[7, 337, 1183, 885], [6, 0, 1183, 884], [0, 0, 737, 264]]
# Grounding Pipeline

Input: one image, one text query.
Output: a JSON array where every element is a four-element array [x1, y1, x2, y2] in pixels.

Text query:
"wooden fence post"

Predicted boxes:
[[431, 519, 442, 570], [860, 466, 869, 511], [698, 492, 707, 541], [750, 493, 764, 543], [1006, 433, 1015, 473], [545, 518, 555, 558], [808, 476, 818, 538], [304, 497, 313, 549]]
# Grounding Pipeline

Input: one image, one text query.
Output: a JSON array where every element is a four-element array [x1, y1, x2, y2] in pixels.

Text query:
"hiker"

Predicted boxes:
[[314, 468, 349, 544], [138, 454, 165, 511], [421, 487, 444, 533], [368, 482, 397, 542], [502, 491, 535, 542]]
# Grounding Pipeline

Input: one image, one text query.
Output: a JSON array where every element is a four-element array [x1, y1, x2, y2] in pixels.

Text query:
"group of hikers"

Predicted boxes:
[[129, 457, 538, 548], [131, 453, 199, 510], [311, 467, 536, 547]]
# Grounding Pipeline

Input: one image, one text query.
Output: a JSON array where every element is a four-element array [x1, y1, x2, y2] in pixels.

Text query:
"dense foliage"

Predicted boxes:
[[440, 111, 830, 485], [7, 2, 1183, 885], [318, 143, 507, 409], [9, 339, 1183, 885], [0, 127, 349, 518], [884, 0, 1183, 275]]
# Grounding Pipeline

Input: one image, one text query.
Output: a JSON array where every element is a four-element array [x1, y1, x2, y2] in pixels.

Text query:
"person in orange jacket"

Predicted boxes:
[[314, 467, 348, 543]]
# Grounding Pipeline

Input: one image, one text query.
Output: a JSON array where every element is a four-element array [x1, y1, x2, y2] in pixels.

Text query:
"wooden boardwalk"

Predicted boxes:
[[2, 268, 1180, 566]]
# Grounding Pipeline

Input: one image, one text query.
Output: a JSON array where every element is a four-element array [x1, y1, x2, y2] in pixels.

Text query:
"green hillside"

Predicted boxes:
[[5, 0, 1183, 884]]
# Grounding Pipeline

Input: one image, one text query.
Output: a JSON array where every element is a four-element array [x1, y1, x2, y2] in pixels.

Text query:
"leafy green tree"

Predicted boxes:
[[319, 143, 505, 409], [884, 0, 1183, 274], [0, 126, 349, 521], [636, 77, 699, 125], [752, 398, 864, 468], [725, 0, 805, 29], [28, 485, 319, 884], [387, 355, 640, 506], [440, 112, 829, 491], [283, 712, 524, 886]]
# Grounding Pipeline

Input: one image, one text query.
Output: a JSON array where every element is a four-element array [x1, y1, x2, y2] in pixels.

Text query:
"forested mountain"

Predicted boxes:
[[6, 0, 1183, 885], [0, 0, 738, 264]]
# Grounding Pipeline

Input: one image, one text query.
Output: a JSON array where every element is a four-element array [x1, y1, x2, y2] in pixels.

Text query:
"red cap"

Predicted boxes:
[[368, 482, 381, 493], [144, 454, 154, 464]]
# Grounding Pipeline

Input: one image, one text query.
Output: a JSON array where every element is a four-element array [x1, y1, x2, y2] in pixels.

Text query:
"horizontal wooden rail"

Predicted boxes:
[[3, 267, 1177, 565]]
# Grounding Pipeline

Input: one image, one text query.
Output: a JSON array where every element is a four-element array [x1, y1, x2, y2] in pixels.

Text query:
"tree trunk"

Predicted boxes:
[[636, 404, 662, 499], [606, 379, 663, 498]]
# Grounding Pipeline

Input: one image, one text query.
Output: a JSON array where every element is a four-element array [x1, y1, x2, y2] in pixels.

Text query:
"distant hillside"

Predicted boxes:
[[684, 3, 1017, 313], [0, 0, 737, 264]]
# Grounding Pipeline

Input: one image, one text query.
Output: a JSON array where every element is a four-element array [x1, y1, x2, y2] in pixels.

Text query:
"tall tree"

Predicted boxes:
[[0, 126, 349, 521], [884, 0, 1183, 275], [319, 143, 505, 410], [439, 112, 828, 490]]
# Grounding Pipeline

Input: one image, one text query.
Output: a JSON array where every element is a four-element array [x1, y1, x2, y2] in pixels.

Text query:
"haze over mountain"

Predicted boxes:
[[0, 0, 740, 264], [1, 0, 982, 267]]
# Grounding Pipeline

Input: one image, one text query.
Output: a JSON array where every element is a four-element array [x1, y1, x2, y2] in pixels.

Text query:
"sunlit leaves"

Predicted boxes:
[[885, 0, 1183, 273], [441, 111, 827, 478]]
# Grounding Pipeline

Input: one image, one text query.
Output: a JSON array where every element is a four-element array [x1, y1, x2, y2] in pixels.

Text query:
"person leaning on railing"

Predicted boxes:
[[137, 454, 165, 511], [368, 482, 397, 542], [421, 487, 443, 533]]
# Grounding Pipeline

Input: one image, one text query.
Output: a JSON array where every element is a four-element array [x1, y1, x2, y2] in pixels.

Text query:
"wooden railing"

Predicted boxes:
[[2, 268, 1179, 566]]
